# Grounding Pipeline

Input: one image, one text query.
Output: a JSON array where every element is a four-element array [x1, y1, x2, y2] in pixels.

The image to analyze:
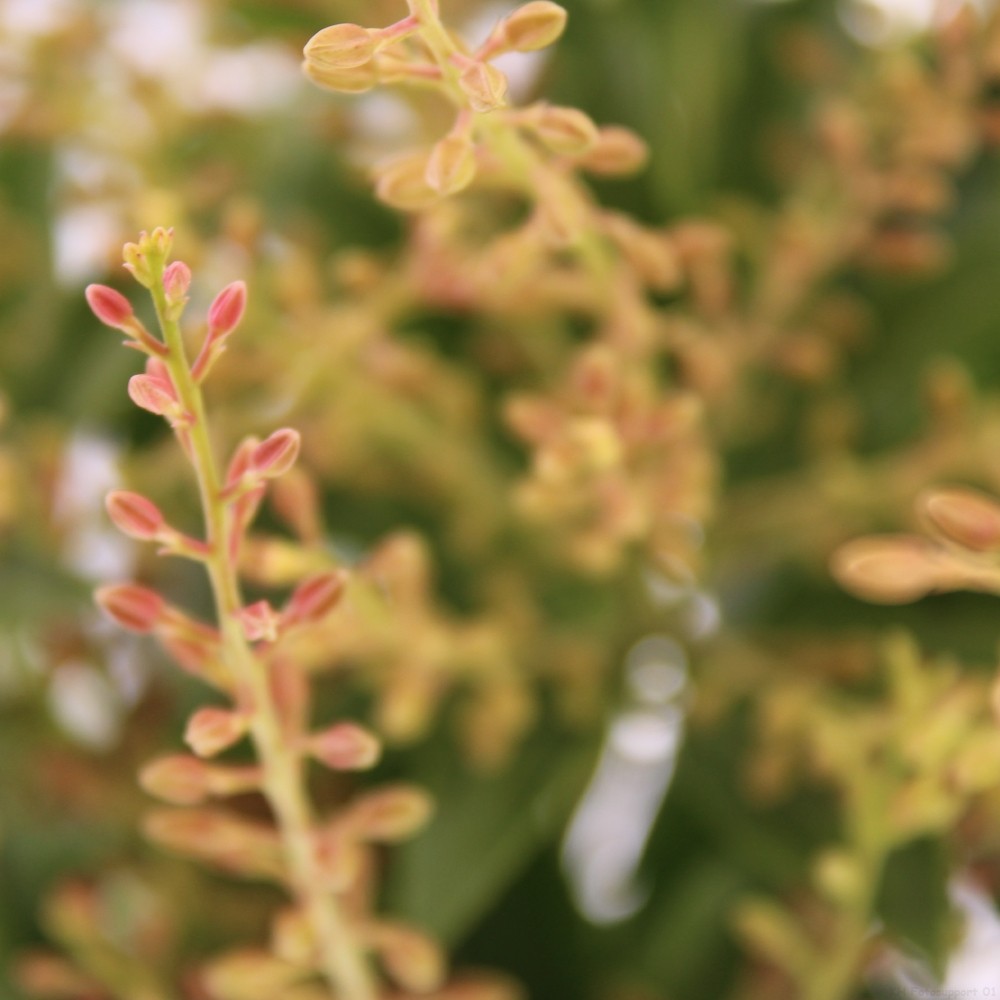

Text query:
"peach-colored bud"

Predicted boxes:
[[918, 486, 1000, 552], [128, 373, 178, 417], [458, 61, 508, 113], [309, 722, 381, 770], [283, 570, 348, 626], [163, 260, 192, 300], [207, 280, 247, 338], [302, 59, 378, 94], [185, 706, 249, 758], [95, 583, 165, 632], [105, 490, 165, 541], [200, 948, 306, 998], [830, 535, 949, 604], [225, 436, 259, 491], [426, 134, 477, 195], [85, 284, 134, 329], [139, 754, 212, 805], [500, 2, 568, 52], [347, 784, 434, 842], [271, 907, 316, 966], [238, 600, 280, 642], [367, 922, 447, 994], [577, 126, 649, 176], [375, 153, 441, 211], [251, 428, 300, 480], [303, 23, 375, 69], [530, 105, 598, 155]]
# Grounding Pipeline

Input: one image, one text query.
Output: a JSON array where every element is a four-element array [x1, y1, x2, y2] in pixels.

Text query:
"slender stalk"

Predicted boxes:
[[148, 283, 379, 1000]]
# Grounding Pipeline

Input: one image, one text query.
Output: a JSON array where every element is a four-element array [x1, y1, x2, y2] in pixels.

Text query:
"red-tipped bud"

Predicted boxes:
[[238, 600, 280, 642], [207, 281, 247, 338], [139, 754, 212, 805], [252, 429, 301, 479], [105, 490, 166, 541], [95, 584, 165, 632], [283, 571, 348, 626], [346, 784, 434, 842], [185, 707, 249, 757], [163, 261, 192, 300], [85, 284, 134, 329], [128, 373, 178, 417], [309, 722, 381, 771]]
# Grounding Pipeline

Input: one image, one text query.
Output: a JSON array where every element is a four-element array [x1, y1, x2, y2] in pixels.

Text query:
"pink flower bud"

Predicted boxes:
[[128, 373, 178, 417], [251, 429, 301, 479], [105, 490, 165, 541], [309, 722, 381, 770], [163, 261, 192, 300], [85, 284, 134, 329], [237, 600, 280, 642], [185, 707, 249, 757], [346, 784, 434, 842], [207, 281, 247, 338], [95, 584, 165, 632], [139, 754, 212, 805], [283, 571, 348, 626]]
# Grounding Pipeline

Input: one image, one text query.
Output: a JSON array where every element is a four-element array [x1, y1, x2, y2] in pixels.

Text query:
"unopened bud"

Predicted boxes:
[[347, 784, 434, 842], [458, 61, 508, 113], [200, 948, 306, 999], [283, 570, 348, 626], [310, 722, 381, 770], [367, 922, 447, 994], [252, 428, 300, 479], [303, 59, 378, 94], [207, 280, 247, 338], [426, 134, 477, 195], [530, 105, 598, 155], [303, 23, 375, 70], [105, 490, 166, 541], [185, 707, 249, 758], [577, 126, 649, 176], [500, 2, 568, 52], [85, 284, 134, 329], [830, 535, 949, 604], [128, 373, 178, 417], [238, 600, 280, 642], [139, 754, 212, 805], [919, 486, 1000, 552], [95, 583, 165, 632], [163, 260, 192, 301], [375, 153, 440, 211]]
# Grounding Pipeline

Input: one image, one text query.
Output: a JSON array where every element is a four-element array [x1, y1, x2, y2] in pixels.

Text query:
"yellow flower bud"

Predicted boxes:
[[500, 2, 568, 52], [426, 134, 478, 195], [829, 535, 949, 604], [577, 126, 650, 175], [302, 59, 377, 95], [918, 485, 1000, 552], [530, 105, 599, 155], [458, 62, 508, 113], [303, 23, 375, 70], [375, 153, 441, 211]]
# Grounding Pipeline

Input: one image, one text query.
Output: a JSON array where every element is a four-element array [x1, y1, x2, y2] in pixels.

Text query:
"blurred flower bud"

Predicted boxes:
[[500, 2, 568, 52], [283, 570, 348, 627], [200, 948, 307, 1000], [303, 23, 375, 70], [530, 105, 598, 155], [309, 722, 382, 771], [207, 281, 247, 339], [458, 62, 508, 113], [577, 126, 649, 175], [185, 707, 249, 758], [85, 284, 133, 329], [426, 134, 478, 195], [238, 600, 280, 643], [251, 429, 301, 479], [347, 784, 434, 842], [375, 153, 441, 211], [128, 372, 180, 419], [95, 583, 165, 632], [830, 535, 951, 604], [366, 922, 447, 994], [140, 754, 213, 805], [918, 486, 1000, 552], [163, 260, 192, 305], [105, 490, 166, 541], [303, 59, 378, 94], [271, 907, 316, 967]]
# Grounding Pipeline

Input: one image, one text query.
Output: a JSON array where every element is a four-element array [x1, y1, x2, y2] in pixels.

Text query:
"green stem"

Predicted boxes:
[[149, 285, 378, 1000]]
